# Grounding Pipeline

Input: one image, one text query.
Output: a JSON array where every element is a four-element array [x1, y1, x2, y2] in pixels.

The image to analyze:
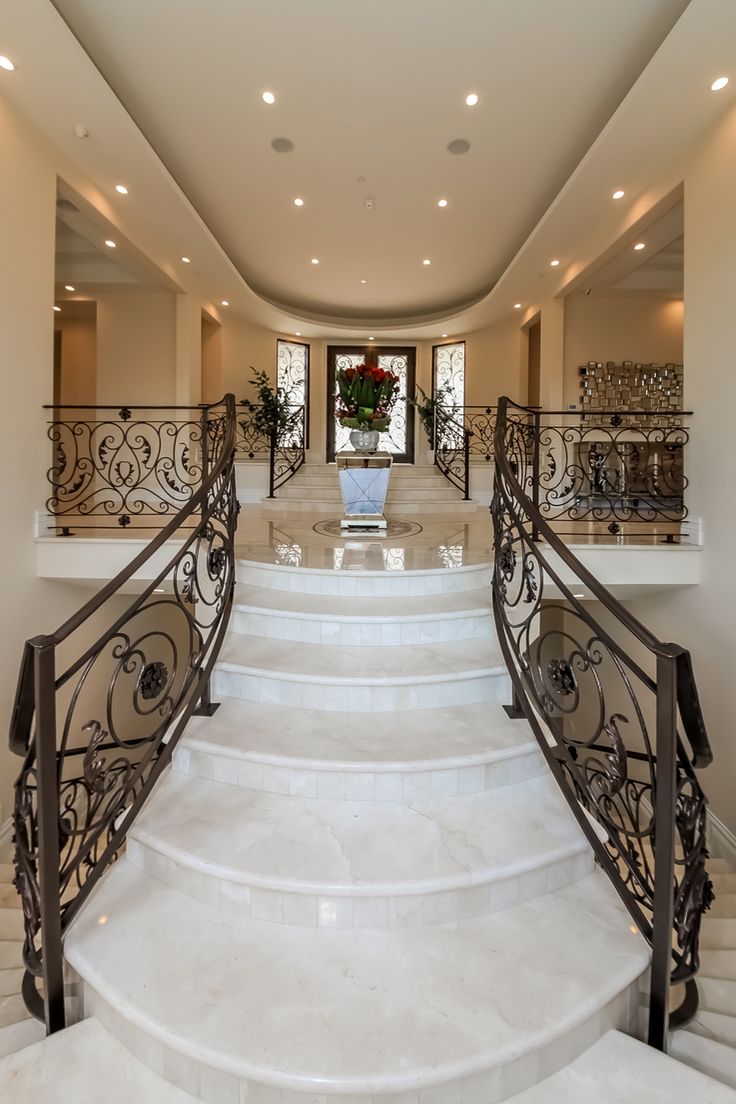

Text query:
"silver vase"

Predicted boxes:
[[349, 428, 380, 453]]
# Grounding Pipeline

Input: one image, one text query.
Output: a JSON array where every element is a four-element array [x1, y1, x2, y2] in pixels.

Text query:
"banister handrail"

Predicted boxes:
[[10, 394, 239, 1033], [491, 395, 713, 1051]]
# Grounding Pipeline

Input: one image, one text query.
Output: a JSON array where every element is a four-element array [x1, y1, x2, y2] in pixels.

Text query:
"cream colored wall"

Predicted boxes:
[[563, 294, 684, 407], [95, 291, 177, 405], [54, 305, 97, 405], [620, 104, 736, 836]]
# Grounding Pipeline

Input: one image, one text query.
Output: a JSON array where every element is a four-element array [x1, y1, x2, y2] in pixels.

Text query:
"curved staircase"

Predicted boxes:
[[1, 545, 733, 1099]]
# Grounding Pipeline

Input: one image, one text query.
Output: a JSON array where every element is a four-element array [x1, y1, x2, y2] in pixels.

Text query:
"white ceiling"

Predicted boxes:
[[53, 0, 690, 324], [571, 202, 684, 296]]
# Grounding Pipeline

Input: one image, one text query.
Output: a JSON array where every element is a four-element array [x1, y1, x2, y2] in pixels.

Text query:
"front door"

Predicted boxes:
[[326, 346, 416, 463]]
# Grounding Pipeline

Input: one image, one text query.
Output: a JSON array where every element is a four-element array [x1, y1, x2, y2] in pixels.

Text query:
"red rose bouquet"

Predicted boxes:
[[336, 363, 400, 431]]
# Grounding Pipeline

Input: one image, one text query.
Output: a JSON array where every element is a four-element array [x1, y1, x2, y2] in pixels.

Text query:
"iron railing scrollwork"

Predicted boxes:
[[235, 402, 306, 497], [434, 404, 471, 499], [10, 395, 239, 1034], [491, 397, 712, 1052]]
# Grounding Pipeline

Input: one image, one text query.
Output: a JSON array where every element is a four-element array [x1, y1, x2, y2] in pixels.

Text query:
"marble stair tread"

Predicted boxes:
[[701, 950, 736, 981], [0, 1018, 201, 1103], [0, 943, 22, 970], [670, 1030, 736, 1091], [701, 918, 736, 950], [0, 969, 23, 999], [711, 895, 736, 919], [506, 1030, 736, 1103], [180, 698, 537, 771], [0, 910, 23, 941], [218, 635, 503, 683], [232, 584, 491, 622], [0, 1016, 45, 1061], [686, 1009, 736, 1048], [129, 771, 587, 897], [714, 875, 736, 894], [699, 977, 736, 1017], [237, 555, 492, 578], [65, 862, 649, 1096]]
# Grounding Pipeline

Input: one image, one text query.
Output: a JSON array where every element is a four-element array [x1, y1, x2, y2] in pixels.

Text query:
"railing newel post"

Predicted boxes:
[[531, 410, 541, 541], [647, 651, 679, 1052], [33, 640, 66, 1035], [463, 428, 471, 500], [200, 405, 210, 522]]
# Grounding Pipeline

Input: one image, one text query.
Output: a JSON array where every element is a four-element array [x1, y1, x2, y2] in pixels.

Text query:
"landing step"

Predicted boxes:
[[176, 698, 544, 800], [236, 558, 491, 597], [671, 1029, 736, 1092], [0, 1015, 45, 1061], [214, 635, 509, 712], [512, 1029, 736, 1102], [65, 863, 648, 1103], [0, 1017, 201, 1102], [128, 772, 590, 927], [230, 584, 492, 645]]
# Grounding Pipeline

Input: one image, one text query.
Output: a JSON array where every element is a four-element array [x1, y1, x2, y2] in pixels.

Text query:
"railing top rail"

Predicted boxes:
[[32, 394, 236, 653], [43, 401, 222, 412]]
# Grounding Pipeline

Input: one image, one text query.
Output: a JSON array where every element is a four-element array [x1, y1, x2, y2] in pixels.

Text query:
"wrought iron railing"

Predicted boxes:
[[234, 401, 306, 496], [491, 397, 712, 1052], [434, 404, 471, 499], [10, 395, 239, 1033], [44, 403, 216, 530]]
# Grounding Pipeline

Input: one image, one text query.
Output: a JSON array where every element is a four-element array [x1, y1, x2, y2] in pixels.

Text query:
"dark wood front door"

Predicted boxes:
[[326, 346, 416, 463]]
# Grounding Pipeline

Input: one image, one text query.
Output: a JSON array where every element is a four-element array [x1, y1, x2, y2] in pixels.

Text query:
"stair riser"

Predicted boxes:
[[277, 489, 463, 501], [701, 920, 736, 950], [237, 563, 491, 596], [172, 743, 547, 803], [697, 976, 736, 1017], [125, 841, 594, 930], [212, 666, 511, 712], [82, 982, 638, 1104], [230, 607, 494, 646]]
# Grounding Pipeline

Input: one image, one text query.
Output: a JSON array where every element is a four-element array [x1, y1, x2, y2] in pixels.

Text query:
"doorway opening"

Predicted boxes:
[[326, 346, 416, 463]]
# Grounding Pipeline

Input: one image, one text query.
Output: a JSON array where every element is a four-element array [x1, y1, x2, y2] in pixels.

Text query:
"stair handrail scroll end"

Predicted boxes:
[[491, 396, 714, 1053], [8, 394, 239, 1035]]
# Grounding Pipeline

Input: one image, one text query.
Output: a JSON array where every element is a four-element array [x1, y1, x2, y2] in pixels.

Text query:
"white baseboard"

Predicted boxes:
[[707, 809, 736, 867]]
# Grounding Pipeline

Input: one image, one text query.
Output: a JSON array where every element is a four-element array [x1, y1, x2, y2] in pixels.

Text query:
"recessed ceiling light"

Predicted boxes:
[[310, 257, 320, 265], [368, 336, 374, 341], [465, 93, 479, 106], [221, 299, 229, 306], [634, 242, 646, 251], [0, 56, 15, 72], [53, 305, 61, 312], [181, 256, 191, 263], [441, 333, 448, 338], [65, 285, 76, 292], [104, 239, 116, 248], [550, 258, 560, 267], [293, 197, 304, 207], [422, 258, 431, 266], [360, 278, 367, 284], [514, 303, 522, 309], [711, 76, 729, 92], [115, 184, 128, 195], [612, 189, 625, 200], [261, 90, 276, 104], [295, 331, 301, 336], [573, 593, 585, 599], [438, 198, 448, 208]]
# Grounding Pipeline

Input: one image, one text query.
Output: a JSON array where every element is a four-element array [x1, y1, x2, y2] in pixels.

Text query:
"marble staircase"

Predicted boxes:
[[261, 462, 480, 514], [0, 547, 734, 1100], [0, 856, 45, 1058]]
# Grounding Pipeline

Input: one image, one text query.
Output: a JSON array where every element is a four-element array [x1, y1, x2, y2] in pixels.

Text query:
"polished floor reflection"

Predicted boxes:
[[235, 506, 493, 571]]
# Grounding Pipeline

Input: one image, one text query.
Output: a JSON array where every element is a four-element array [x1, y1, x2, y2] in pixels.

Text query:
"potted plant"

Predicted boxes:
[[241, 367, 301, 445], [336, 362, 400, 453], [406, 384, 453, 458]]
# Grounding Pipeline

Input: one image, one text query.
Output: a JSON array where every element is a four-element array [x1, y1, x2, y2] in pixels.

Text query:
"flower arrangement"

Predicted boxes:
[[336, 363, 400, 432]]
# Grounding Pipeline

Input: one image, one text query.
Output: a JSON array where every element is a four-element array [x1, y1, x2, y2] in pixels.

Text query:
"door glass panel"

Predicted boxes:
[[333, 353, 368, 455], [328, 346, 415, 462], [433, 342, 465, 410], [277, 340, 309, 447]]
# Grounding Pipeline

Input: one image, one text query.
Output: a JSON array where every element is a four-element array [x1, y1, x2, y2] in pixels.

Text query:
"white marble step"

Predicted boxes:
[[715, 875, 736, 894], [0, 969, 23, 999], [0, 993, 27, 1030], [700, 977, 736, 1017], [0, 943, 21, 970], [510, 1029, 736, 1103], [711, 861, 735, 875], [230, 584, 493, 645], [0, 1015, 45, 1061], [0, 1018, 201, 1103], [127, 771, 591, 928], [238, 558, 491, 597], [293, 474, 448, 489], [65, 863, 648, 1104], [711, 895, 736, 919], [702, 918, 736, 950], [702, 951, 736, 981], [176, 699, 544, 801], [0, 885, 19, 909], [671, 1030, 736, 1092], [277, 486, 465, 502], [687, 1009, 736, 1048], [0, 910, 23, 941], [262, 497, 479, 514], [213, 635, 510, 711]]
